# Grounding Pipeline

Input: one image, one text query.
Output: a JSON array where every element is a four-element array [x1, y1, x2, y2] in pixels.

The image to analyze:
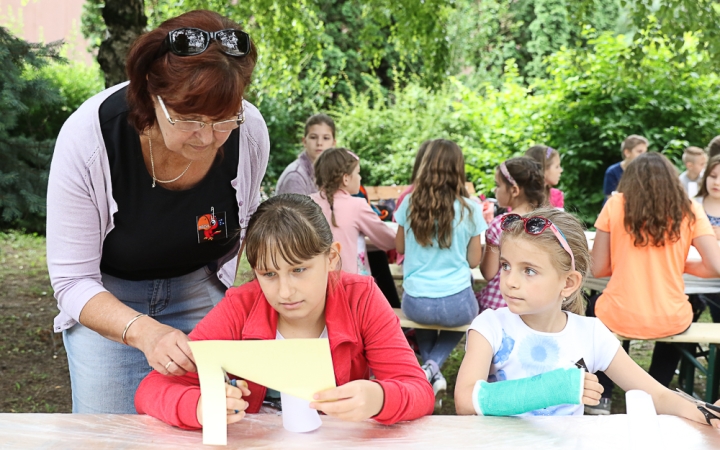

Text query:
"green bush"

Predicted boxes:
[[333, 30, 720, 224], [332, 65, 545, 197], [0, 28, 104, 232], [538, 30, 720, 222]]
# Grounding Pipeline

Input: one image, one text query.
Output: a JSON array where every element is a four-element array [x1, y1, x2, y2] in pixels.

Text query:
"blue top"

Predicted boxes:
[[395, 195, 487, 297], [603, 162, 623, 198]]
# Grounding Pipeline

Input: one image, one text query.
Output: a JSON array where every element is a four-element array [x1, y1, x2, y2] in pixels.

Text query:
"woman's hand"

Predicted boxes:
[[310, 380, 384, 421], [196, 381, 251, 425], [581, 372, 604, 406], [128, 319, 196, 376]]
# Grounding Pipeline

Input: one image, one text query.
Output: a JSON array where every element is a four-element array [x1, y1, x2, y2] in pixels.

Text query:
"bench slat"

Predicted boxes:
[[393, 308, 720, 344], [366, 182, 476, 201]]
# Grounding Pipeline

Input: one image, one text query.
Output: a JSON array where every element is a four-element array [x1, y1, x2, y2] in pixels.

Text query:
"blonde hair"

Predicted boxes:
[[682, 146, 706, 165], [499, 208, 589, 315]]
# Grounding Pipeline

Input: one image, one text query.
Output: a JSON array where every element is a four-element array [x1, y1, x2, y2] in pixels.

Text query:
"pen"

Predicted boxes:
[[224, 370, 240, 414]]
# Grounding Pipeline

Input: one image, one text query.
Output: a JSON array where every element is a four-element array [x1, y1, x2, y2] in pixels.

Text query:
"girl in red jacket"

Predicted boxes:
[[135, 193, 434, 429]]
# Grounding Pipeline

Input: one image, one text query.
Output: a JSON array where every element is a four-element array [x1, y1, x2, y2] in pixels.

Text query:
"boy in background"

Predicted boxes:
[[679, 146, 707, 198], [603, 135, 648, 201]]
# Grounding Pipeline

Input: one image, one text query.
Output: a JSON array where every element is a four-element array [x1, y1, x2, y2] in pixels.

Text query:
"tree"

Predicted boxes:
[[96, 0, 147, 87], [0, 28, 64, 231]]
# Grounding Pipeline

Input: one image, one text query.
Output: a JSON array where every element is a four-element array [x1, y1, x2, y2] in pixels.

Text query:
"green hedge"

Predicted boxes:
[[332, 31, 720, 223], [0, 35, 104, 232]]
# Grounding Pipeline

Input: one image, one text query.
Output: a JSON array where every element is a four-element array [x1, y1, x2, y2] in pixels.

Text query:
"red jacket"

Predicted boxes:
[[135, 273, 434, 429]]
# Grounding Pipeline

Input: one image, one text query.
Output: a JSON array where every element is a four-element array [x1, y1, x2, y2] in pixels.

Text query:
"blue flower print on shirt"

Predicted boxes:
[[492, 330, 515, 364], [487, 369, 507, 383], [517, 333, 560, 375]]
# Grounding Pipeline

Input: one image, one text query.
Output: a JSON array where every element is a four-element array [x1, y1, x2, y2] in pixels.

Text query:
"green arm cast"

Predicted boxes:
[[472, 367, 584, 416]]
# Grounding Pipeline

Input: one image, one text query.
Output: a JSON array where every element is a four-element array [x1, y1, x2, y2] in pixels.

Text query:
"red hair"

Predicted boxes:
[[125, 10, 257, 132]]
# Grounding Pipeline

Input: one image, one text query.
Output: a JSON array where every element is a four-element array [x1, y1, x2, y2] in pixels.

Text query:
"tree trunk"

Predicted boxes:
[[98, 0, 147, 88]]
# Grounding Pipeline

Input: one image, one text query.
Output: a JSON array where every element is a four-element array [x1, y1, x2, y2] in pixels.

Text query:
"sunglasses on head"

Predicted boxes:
[[160, 27, 251, 57], [500, 214, 576, 272]]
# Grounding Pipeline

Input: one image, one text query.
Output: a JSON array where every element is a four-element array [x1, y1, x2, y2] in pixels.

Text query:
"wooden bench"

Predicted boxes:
[[393, 308, 720, 403], [365, 182, 477, 202], [388, 264, 487, 288]]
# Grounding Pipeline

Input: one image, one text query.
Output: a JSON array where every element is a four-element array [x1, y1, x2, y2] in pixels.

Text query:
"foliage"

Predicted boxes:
[[0, 27, 104, 232], [618, 0, 720, 69], [538, 29, 720, 222], [334, 30, 720, 224], [332, 64, 546, 197], [446, 0, 621, 83], [0, 28, 63, 231]]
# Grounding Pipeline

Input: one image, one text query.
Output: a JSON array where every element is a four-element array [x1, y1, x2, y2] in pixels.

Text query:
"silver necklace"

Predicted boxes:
[[148, 135, 192, 188]]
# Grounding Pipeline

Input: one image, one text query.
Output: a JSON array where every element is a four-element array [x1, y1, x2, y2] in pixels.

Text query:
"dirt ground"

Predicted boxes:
[[0, 230, 712, 415], [0, 232, 71, 413]]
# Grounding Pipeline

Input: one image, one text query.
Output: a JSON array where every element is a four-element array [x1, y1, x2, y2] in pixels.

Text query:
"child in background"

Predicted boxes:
[[525, 145, 564, 209], [708, 135, 720, 159], [454, 208, 720, 426], [603, 135, 648, 201], [310, 148, 396, 276], [394, 139, 486, 399], [693, 154, 720, 322], [477, 157, 545, 311], [275, 114, 336, 195], [135, 194, 434, 428], [590, 153, 720, 413], [679, 146, 708, 198]]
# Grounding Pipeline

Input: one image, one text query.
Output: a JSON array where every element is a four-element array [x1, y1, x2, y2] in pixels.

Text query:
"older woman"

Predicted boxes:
[[46, 10, 269, 414]]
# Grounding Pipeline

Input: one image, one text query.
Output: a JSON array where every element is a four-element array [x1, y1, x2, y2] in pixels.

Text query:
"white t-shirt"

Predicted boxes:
[[467, 307, 620, 416]]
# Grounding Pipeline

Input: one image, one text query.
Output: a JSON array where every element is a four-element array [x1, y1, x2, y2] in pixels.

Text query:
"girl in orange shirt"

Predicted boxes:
[[591, 153, 720, 409]]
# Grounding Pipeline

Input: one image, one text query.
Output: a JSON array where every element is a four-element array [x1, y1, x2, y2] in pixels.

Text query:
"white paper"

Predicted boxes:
[[281, 392, 322, 433]]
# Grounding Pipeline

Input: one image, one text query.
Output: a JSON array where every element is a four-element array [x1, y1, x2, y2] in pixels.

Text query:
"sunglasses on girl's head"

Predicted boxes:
[[500, 214, 576, 271], [160, 27, 251, 57]]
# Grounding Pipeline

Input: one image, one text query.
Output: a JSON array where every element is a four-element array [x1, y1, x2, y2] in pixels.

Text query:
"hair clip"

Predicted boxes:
[[499, 162, 518, 187], [546, 147, 554, 159]]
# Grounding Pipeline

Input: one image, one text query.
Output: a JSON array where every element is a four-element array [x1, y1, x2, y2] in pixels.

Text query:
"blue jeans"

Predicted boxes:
[[63, 266, 226, 414], [401, 286, 478, 368]]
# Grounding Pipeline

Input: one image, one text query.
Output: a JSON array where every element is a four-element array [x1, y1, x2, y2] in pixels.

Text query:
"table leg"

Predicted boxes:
[[707, 344, 719, 403]]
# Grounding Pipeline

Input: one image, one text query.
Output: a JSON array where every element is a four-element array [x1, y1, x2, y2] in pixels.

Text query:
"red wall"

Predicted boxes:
[[0, 0, 94, 64]]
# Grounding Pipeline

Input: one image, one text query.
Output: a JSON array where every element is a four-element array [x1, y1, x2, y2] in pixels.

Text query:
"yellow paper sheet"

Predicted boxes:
[[189, 339, 336, 446]]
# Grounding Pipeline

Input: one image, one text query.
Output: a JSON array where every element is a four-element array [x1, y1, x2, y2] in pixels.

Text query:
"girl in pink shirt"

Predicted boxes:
[[526, 145, 565, 209], [310, 148, 396, 275]]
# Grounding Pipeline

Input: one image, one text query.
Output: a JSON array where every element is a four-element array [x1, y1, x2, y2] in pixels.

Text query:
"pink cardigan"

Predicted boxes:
[[310, 190, 396, 274]]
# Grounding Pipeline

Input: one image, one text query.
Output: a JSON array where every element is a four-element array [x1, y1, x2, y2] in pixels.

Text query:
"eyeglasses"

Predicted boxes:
[[500, 214, 576, 271], [157, 95, 244, 132], [160, 27, 251, 57]]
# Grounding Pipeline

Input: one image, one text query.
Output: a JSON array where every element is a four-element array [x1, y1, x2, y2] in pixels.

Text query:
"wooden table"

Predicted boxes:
[[1, 413, 719, 449]]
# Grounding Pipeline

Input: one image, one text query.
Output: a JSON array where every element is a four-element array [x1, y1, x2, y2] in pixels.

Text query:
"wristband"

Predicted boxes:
[[121, 313, 147, 345]]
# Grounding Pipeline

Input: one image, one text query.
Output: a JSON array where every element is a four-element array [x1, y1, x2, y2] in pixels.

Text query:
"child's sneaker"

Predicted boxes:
[[431, 371, 447, 397], [584, 398, 611, 415], [421, 362, 436, 383]]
